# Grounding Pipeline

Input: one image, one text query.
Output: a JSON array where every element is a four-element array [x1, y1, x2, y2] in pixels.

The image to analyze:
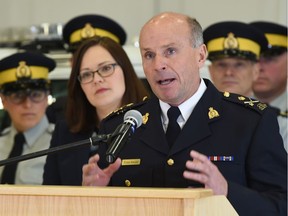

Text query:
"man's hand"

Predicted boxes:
[[183, 150, 228, 196], [82, 154, 121, 186]]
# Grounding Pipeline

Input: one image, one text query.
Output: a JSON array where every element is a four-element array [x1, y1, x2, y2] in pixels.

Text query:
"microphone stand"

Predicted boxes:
[[0, 134, 110, 167]]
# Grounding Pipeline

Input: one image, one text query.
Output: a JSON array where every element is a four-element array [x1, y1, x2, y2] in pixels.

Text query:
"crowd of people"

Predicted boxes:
[[0, 11, 287, 216]]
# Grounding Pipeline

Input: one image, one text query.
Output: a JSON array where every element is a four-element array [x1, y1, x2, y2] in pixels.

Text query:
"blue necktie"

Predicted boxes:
[[166, 106, 181, 148], [1, 133, 25, 184]]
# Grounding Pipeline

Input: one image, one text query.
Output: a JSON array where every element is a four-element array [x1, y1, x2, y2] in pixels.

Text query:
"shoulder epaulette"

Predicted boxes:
[[279, 110, 288, 118], [222, 91, 268, 114], [269, 106, 288, 118], [104, 96, 149, 121]]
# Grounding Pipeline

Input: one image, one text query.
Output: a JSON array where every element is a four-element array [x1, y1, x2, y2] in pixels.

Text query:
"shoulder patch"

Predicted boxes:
[[222, 91, 268, 114], [104, 99, 148, 121]]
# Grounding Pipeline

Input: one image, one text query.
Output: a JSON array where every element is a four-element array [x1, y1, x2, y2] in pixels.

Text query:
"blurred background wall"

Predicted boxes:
[[0, 0, 286, 46]]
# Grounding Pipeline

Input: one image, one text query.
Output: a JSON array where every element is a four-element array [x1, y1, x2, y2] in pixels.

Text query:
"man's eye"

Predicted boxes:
[[166, 48, 175, 55], [144, 52, 154, 59]]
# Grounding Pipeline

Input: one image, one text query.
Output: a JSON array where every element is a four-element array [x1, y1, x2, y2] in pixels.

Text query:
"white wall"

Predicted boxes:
[[0, 0, 286, 80], [0, 0, 286, 45]]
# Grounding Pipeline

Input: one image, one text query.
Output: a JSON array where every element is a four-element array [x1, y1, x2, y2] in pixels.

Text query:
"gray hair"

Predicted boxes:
[[186, 16, 204, 48]]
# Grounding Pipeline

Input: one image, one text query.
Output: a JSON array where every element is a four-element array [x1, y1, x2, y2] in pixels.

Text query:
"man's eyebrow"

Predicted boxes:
[[141, 43, 177, 52]]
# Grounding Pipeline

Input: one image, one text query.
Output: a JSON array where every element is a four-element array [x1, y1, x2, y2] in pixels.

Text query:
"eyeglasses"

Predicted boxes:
[[4, 89, 48, 104], [78, 63, 118, 84]]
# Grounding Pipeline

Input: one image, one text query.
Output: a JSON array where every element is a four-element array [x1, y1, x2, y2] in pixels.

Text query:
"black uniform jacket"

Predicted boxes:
[[43, 79, 287, 216]]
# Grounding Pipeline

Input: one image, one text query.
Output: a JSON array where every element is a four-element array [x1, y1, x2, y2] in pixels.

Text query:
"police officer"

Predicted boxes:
[[203, 21, 268, 97], [82, 12, 287, 216], [46, 14, 127, 123], [62, 14, 126, 55], [0, 51, 56, 184], [250, 21, 287, 151]]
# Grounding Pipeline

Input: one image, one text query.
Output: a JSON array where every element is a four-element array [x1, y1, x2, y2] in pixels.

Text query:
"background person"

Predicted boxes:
[[250, 21, 287, 151], [46, 14, 128, 124], [82, 12, 287, 216], [43, 36, 149, 185], [203, 21, 268, 97], [0, 51, 55, 184]]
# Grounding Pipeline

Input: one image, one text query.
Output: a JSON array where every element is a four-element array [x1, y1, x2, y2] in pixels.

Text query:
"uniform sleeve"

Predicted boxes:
[[227, 108, 287, 216]]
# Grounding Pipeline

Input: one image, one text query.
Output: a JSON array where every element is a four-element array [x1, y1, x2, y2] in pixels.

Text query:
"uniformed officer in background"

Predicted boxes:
[[250, 21, 287, 151], [46, 14, 127, 123], [62, 14, 126, 55], [203, 21, 268, 97], [0, 51, 56, 184]]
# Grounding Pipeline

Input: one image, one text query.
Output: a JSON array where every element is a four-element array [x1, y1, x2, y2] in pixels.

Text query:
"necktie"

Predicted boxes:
[[1, 133, 25, 184], [166, 106, 181, 148]]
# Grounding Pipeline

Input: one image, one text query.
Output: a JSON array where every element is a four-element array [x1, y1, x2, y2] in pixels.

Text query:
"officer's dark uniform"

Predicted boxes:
[[43, 77, 287, 215], [98, 79, 286, 216]]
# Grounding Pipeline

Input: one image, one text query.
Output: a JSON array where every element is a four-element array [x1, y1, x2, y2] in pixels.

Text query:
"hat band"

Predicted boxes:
[[70, 28, 120, 44], [207, 37, 261, 57], [265, 33, 287, 48], [0, 66, 49, 86]]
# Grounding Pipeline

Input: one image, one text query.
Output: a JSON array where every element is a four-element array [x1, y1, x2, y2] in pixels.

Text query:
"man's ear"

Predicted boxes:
[[198, 44, 208, 67]]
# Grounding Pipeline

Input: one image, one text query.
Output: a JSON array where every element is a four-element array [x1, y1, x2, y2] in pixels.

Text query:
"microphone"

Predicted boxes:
[[106, 110, 143, 164], [0, 134, 110, 167]]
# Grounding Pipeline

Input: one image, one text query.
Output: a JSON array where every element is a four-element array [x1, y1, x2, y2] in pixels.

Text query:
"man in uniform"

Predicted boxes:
[[250, 21, 287, 151], [0, 51, 55, 184], [203, 21, 268, 97], [82, 12, 287, 215]]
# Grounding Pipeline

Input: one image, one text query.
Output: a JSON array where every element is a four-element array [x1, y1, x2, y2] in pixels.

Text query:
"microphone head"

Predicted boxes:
[[124, 110, 143, 128]]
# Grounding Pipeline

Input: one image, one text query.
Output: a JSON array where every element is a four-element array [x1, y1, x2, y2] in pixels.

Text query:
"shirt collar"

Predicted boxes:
[[160, 78, 207, 125], [24, 115, 49, 147]]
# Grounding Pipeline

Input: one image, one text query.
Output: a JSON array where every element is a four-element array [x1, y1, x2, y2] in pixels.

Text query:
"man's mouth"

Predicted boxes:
[[158, 78, 175, 85]]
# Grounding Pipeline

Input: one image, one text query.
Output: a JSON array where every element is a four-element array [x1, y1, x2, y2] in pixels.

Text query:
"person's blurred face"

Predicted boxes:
[[139, 13, 207, 106], [79, 45, 125, 114], [209, 58, 259, 97], [253, 52, 287, 102], [1, 90, 48, 132]]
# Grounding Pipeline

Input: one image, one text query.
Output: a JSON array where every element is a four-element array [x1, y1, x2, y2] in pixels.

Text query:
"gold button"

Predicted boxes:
[[167, 158, 174, 166], [125, 180, 131, 187]]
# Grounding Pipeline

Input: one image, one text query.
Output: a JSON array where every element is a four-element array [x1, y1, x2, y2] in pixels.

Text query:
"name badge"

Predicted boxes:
[[121, 159, 141, 166]]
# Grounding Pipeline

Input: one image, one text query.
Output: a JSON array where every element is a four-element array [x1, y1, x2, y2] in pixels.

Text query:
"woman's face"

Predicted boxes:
[[79, 45, 126, 116]]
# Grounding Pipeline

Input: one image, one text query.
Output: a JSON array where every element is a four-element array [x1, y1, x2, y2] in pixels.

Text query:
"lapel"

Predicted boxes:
[[171, 79, 222, 154], [138, 97, 170, 154]]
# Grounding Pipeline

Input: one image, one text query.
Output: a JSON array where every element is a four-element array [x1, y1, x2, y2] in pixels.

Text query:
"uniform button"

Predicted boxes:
[[125, 180, 131, 187], [167, 158, 174, 166]]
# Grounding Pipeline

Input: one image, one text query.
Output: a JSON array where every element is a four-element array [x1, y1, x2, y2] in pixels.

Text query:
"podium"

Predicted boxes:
[[0, 185, 238, 216]]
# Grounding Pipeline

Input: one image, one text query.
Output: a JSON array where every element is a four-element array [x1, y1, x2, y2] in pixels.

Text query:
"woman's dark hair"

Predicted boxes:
[[66, 36, 149, 133]]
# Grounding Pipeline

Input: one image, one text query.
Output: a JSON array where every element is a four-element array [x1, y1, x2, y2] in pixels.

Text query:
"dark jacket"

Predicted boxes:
[[43, 79, 287, 216]]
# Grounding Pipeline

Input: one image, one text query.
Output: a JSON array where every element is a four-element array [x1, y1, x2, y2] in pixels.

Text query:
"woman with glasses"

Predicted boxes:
[[43, 36, 149, 185], [0, 51, 56, 185]]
